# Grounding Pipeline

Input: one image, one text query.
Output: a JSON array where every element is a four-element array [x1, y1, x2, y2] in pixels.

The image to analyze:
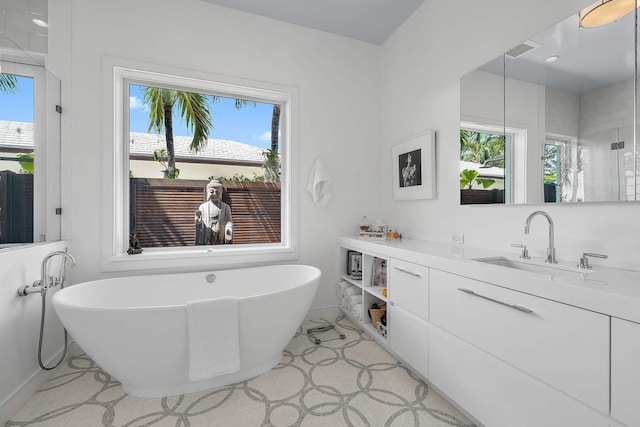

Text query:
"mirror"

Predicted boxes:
[[460, 5, 639, 204], [0, 2, 62, 248]]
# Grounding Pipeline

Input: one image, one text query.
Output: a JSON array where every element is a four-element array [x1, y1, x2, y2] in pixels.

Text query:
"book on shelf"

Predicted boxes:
[[358, 231, 385, 240]]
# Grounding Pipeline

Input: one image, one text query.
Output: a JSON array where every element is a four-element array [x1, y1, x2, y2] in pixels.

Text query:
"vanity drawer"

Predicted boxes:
[[429, 327, 608, 427], [389, 258, 429, 321], [430, 269, 609, 413], [389, 305, 428, 378]]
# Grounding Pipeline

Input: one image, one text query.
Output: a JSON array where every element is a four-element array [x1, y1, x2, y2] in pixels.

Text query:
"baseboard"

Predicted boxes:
[[304, 306, 341, 321], [0, 344, 76, 425], [1, 366, 55, 425]]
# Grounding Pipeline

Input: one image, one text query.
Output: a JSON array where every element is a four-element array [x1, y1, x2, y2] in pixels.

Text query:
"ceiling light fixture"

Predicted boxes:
[[545, 55, 559, 63], [32, 18, 48, 28], [579, 0, 638, 27]]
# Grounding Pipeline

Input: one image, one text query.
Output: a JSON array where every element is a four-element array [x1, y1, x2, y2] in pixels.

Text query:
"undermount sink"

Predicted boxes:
[[473, 257, 588, 277]]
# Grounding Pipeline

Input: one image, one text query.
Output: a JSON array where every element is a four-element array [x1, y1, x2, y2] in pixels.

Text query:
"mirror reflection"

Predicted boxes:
[[460, 4, 639, 204], [0, 1, 61, 248]]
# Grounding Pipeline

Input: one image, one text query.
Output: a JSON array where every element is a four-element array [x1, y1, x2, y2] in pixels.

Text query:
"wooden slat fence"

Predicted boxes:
[[222, 181, 281, 244], [130, 178, 281, 248], [0, 170, 34, 243]]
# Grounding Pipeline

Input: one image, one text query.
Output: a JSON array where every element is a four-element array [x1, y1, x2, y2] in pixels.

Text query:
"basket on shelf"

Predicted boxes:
[[368, 302, 387, 328]]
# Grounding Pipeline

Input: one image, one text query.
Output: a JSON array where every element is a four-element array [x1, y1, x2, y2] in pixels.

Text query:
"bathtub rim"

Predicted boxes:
[[53, 264, 321, 312]]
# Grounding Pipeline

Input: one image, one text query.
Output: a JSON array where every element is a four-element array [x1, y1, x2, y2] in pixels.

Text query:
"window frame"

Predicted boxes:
[[101, 57, 298, 272]]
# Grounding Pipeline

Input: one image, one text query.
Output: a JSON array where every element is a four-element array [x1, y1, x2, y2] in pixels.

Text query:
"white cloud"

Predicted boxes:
[[130, 96, 145, 110], [253, 130, 271, 142]]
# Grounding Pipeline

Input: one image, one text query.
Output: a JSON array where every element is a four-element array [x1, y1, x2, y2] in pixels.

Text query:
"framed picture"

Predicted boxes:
[[372, 258, 387, 288], [392, 130, 436, 200], [347, 251, 362, 278]]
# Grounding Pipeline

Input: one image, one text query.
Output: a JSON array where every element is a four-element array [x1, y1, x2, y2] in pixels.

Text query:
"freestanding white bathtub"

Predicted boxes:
[[52, 264, 321, 397]]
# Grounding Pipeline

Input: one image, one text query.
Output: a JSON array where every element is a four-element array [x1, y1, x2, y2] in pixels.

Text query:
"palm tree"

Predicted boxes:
[[259, 104, 281, 182], [143, 89, 261, 178], [271, 104, 280, 152], [0, 74, 18, 94], [262, 148, 280, 182], [143, 87, 212, 178], [460, 129, 505, 167]]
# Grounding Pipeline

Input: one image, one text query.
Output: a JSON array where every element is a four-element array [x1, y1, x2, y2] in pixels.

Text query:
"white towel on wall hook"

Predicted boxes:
[[306, 158, 333, 207]]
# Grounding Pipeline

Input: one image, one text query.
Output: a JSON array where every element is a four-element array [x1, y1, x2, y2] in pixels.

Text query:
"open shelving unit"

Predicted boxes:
[[338, 246, 389, 344]]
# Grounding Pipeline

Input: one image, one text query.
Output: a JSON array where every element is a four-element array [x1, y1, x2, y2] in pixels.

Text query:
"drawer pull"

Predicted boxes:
[[393, 266, 422, 277], [457, 288, 534, 314]]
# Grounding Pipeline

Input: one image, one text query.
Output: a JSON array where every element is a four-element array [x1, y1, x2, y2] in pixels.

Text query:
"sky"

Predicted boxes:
[[0, 77, 276, 150], [0, 76, 34, 122], [129, 84, 276, 150]]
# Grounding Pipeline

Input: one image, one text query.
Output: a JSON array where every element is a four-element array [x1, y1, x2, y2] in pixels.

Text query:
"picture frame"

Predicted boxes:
[[347, 251, 362, 278], [372, 258, 387, 288], [392, 130, 436, 200]]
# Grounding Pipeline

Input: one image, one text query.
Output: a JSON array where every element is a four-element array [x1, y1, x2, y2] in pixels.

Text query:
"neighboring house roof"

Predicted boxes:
[[460, 160, 505, 179], [0, 121, 35, 151], [129, 132, 266, 165], [0, 120, 266, 165]]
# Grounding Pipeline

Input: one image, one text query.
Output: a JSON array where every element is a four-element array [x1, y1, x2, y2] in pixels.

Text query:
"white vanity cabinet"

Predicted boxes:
[[337, 237, 636, 427], [388, 258, 429, 378], [611, 317, 640, 427], [430, 269, 610, 413]]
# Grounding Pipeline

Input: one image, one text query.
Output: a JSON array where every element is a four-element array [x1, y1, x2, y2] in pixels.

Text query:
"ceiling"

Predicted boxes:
[[200, 0, 426, 45], [480, 9, 635, 94], [0, 0, 48, 66]]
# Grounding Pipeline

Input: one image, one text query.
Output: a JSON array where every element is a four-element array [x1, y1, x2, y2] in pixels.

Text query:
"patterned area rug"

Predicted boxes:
[[8, 316, 475, 427]]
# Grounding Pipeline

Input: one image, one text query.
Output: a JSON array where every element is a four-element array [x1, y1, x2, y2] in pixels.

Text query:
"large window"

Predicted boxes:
[[459, 125, 511, 204], [103, 59, 296, 271]]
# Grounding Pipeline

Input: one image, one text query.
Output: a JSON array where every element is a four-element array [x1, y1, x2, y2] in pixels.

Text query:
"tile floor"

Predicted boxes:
[[7, 316, 475, 427]]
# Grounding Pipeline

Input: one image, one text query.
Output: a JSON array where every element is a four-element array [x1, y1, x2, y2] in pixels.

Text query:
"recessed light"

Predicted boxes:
[[32, 18, 48, 28], [545, 55, 559, 63]]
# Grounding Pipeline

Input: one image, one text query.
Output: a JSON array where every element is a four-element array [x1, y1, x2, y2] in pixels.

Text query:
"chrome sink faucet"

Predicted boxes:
[[524, 211, 557, 264]]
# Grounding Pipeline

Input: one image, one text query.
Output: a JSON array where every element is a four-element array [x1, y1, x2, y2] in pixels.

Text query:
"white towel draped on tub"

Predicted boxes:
[[306, 158, 333, 207], [187, 297, 240, 382]]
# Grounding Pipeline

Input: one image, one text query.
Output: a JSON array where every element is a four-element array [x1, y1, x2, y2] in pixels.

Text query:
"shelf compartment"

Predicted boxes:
[[363, 292, 388, 341], [363, 254, 388, 291], [364, 285, 387, 301], [339, 274, 363, 288]]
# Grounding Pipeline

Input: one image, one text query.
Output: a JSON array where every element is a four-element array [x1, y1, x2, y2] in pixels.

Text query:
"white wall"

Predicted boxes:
[[0, 241, 70, 424], [546, 87, 579, 138], [381, 0, 640, 270], [48, 0, 381, 310]]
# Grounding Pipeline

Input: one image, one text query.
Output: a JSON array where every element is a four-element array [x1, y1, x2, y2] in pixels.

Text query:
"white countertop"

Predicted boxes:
[[338, 236, 640, 324]]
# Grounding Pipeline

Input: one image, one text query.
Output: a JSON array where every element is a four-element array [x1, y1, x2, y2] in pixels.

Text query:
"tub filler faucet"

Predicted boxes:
[[16, 250, 76, 371], [17, 250, 76, 296], [524, 211, 557, 264]]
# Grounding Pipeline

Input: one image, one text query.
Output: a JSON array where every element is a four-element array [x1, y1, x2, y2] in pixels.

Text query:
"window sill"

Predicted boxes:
[[101, 244, 298, 273]]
